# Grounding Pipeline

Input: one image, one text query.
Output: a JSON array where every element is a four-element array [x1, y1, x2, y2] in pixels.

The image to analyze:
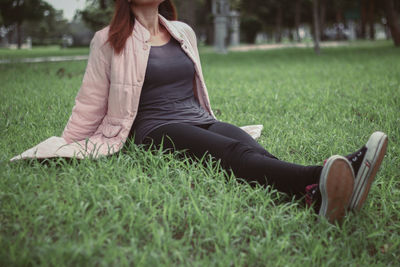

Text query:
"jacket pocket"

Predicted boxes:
[[101, 124, 122, 138]]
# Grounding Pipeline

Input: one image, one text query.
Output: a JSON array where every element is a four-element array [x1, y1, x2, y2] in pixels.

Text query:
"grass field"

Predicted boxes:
[[0, 46, 89, 60], [1, 42, 399, 266]]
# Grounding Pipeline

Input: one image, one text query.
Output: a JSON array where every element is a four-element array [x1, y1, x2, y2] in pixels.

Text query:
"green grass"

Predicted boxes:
[[0, 46, 89, 60], [1, 43, 399, 266]]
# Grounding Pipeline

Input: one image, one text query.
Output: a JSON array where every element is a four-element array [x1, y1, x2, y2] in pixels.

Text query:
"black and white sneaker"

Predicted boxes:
[[346, 131, 388, 211], [312, 155, 355, 224]]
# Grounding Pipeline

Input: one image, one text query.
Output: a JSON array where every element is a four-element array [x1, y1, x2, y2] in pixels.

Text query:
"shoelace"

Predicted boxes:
[[351, 151, 363, 162], [305, 183, 319, 208], [323, 152, 362, 166]]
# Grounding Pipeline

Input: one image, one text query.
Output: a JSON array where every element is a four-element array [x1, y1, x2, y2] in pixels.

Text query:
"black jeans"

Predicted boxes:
[[129, 121, 322, 197]]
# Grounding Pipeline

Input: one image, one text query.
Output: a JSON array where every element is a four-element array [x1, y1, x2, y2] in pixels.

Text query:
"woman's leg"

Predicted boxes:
[[202, 121, 278, 159], [143, 123, 322, 197]]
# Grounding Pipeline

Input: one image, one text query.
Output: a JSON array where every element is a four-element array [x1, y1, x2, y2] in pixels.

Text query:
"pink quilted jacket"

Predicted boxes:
[[10, 13, 262, 161]]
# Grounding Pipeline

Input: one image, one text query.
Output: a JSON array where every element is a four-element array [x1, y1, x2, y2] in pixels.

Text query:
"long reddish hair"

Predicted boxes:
[[107, 0, 177, 55]]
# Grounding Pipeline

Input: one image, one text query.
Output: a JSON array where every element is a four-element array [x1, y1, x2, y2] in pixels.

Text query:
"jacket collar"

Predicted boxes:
[[133, 13, 184, 44]]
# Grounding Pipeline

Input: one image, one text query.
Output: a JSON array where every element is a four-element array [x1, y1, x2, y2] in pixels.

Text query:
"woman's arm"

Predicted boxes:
[[61, 31, 111, 144]]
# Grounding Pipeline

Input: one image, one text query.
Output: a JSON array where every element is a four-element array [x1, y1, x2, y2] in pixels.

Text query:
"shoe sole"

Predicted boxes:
[[319, 155, 354, 224], [348, 131, 388, 211]]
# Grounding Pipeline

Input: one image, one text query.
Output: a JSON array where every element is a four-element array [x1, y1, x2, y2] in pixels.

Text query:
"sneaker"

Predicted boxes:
[[347, 131, 388, 211], [307, 155, 354, 223]]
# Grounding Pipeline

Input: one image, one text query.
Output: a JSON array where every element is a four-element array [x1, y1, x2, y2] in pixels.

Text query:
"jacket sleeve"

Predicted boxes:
[[182, 24, 202, 69], [61, 31, 111, 143], [181, 22, 217, 119]]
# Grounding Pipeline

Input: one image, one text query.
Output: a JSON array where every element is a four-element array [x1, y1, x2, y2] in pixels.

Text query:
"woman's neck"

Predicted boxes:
[[131, 3, 161, 36]]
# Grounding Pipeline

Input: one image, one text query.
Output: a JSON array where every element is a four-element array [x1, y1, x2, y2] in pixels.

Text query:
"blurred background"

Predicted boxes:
[[0, 0, 399, 51]]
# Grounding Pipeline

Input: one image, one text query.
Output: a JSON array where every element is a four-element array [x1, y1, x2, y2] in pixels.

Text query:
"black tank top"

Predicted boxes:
[[129, 36, 217, 145]]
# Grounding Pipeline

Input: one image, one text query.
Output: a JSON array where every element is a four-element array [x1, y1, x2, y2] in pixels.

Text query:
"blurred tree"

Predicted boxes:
[[360, 0, 367, 39], [240, 15, 262, 43], [78, 0, 205, 32], [312, 0, 320, 54], [275, 0, 283, 43], [240, 0, 313, 43], [21, 7, 70, 45], [75, 0, 400, 47], [294, 0, 302, 42], [234, 0, 400, 47], [78, 0, 212, 44], [367, 0, 376, 39], [239, 0, 273, 42], [174, 0, 198, 27], [203, 0, 214, 45], [383, 0, 400, 46], [325, 0, 344, 40], [0, 0, 51, 48], [79, 0, 114, 31]]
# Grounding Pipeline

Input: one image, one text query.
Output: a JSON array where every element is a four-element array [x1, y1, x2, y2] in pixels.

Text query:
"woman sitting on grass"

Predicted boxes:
[[55, 0, 390, 223]]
